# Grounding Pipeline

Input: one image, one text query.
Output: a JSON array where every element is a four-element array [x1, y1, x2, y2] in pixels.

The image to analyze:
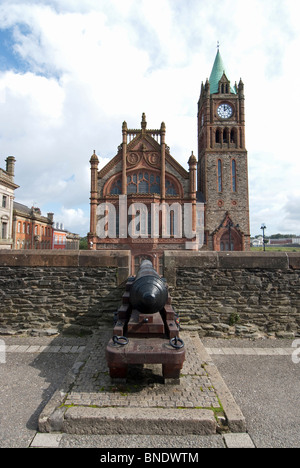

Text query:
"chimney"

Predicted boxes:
[[6, 156, 16, 178], [47, 213, 54, 223]]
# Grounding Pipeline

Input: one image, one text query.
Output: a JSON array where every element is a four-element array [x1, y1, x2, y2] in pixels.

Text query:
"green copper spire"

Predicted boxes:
[[209, 49, 236, 95]]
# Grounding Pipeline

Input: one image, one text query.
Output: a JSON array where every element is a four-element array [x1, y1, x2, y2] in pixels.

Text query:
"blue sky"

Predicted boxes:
[[0, 0, 299, 237]]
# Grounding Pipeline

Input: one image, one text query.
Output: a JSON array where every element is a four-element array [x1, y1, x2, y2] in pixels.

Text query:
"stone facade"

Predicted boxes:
[[0, 251, 299, 338], [88, 50, 251, 266], [165, 252, 300, 338], [0, 157, 19, 249], [13, 203, 54, 250], [197, 50, 250, 251], [0, 251, 130, 335], [88, 114, 198, 274]]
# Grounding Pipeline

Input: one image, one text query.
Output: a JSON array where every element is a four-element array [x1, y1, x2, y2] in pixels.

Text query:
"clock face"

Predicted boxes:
[[217, 104, 233, 119]]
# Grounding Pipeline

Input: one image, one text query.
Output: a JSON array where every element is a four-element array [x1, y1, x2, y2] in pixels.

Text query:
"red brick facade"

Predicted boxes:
[[88, 114, 198, 274], [13, 203, 53, 250]]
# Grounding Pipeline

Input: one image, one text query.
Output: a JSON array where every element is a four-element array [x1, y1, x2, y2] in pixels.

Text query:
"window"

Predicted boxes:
[[17, 222, 21, 233], [218, 160, 223, 192], [150, 174, 160, 194], [1, 222, 7, 239], [110, 179, 122, 195], [128, 183, 137, 194], [2, 196, 7, 208], [126, 172, 161, 195], [221, 83, 229, 94], [230, 129, 236, 144], [166, 180, 178, 196], [138, 179, 148, 193], [232, 159, 237, 192], [22, 223, 26, 234], [223, 128, 228, 144]]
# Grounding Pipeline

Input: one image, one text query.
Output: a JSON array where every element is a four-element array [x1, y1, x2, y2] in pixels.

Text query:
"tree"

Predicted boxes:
[[79, 237, 88, 250]]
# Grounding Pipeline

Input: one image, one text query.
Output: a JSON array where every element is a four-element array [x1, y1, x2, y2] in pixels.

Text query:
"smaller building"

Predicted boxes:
[[0, 157, 19, 249], [53, 221, 80, 250], [53, 222, 67, 250], [13, 203, 53, 250], [66, 232, 80, 250], [251, 236, 263, 247], [269, 237, 300, 246]]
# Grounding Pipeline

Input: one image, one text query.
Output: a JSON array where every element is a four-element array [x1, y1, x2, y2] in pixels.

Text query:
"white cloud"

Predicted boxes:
[[0, 0, 299, 237], [55, 207, 89, 234], [0, 70, 64, 123]]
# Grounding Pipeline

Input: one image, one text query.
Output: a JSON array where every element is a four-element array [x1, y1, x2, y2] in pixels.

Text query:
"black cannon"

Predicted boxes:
[[106, 260, 186, 383], [129, 260, 168, 315]]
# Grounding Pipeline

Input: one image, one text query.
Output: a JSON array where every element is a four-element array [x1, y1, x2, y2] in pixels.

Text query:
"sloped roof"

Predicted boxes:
[[98, 133, 189, 180], [209, 50, 236, 95]]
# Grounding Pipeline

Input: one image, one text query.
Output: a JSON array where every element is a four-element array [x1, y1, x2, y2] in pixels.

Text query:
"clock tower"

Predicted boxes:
[[198, 48, 250, 251]]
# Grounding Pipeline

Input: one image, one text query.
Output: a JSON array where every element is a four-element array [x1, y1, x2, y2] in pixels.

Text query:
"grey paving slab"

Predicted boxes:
[[223, 433, 256, 448], [30, 432, 63, 448]]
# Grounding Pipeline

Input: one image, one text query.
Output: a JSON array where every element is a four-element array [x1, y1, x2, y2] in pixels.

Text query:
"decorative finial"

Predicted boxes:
[[188, 151, 197, 165], [217, 41, 220, 50], [141, 112, 147, 131]]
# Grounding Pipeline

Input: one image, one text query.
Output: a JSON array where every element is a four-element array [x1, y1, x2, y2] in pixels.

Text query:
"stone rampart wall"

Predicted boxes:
[[0, 251, 130, 335], [164, 251, 300, 338], [0, 250, 300, 338]]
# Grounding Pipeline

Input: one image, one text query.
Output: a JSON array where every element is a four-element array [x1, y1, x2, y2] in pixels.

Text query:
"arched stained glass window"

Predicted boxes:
[[111, 173, 179, 196], [128, 183, 137, 194], [126, 172, 161, 194], [150, 183, 160, 194], [138, 180, 149, 193], [166, 180, 178, 196], [110, 179, 122, 194]]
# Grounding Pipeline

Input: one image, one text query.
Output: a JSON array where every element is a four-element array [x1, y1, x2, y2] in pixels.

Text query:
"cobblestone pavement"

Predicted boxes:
[[64, 331, 220, 410]]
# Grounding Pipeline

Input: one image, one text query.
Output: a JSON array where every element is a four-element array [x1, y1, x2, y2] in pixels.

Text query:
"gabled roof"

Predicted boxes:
[[98, 132, 189, 180], [209, 49, 236, 95]]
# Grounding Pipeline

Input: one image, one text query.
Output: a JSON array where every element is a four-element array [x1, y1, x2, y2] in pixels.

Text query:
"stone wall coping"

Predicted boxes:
[[0, 250, 131, 285], [164, 251, 300, 285]]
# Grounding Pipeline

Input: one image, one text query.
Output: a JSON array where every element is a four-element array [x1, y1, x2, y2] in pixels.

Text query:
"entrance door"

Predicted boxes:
[[219, 228, 242, 251], [133, 254, 163, 275]]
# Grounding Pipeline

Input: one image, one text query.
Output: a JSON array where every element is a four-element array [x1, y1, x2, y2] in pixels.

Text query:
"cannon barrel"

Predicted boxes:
[[129, 260, 168, 314]]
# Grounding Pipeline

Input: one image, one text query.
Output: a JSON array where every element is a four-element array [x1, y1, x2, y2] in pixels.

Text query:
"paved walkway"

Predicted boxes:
[[38, 329, 246, 436], [2, 341, 293, 357], [206, 347, 293, 356], [63, 331, 220, 410], [2, 344, 86, 354], [1, 332, 298, 448]]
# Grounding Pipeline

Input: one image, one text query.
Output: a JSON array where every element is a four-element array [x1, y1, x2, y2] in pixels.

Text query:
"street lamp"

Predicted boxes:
[[260, 224, 267, 251]]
